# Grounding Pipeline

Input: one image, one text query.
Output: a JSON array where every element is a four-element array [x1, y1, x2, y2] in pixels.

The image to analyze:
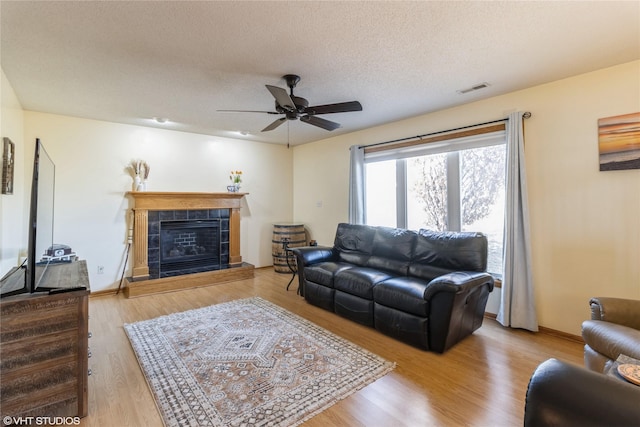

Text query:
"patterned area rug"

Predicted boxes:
[[124, 297, 395, 426]]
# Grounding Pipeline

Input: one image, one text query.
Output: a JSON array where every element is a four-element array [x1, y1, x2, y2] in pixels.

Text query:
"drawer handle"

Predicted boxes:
[[88, 368, 92, 376], [88, 332, 92, 338]]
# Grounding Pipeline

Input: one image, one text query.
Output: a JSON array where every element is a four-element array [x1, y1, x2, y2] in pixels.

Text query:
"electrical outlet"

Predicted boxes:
[[97, 266, 104, 275]]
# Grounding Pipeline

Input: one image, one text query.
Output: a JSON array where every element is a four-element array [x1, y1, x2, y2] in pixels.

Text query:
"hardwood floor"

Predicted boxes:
[[83, 268, 583, 427]]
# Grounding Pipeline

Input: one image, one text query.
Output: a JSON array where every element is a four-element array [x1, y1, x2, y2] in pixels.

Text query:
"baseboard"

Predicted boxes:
[[538, 325, 583, 344], [89, 288, 120, 298], [484, 312, 583, 344]]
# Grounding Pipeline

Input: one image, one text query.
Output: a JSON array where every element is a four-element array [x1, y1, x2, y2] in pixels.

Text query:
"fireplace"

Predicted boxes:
[[147, 209, 230, 279], [124, 192, 254, 298], [159, 219, 220, 278]]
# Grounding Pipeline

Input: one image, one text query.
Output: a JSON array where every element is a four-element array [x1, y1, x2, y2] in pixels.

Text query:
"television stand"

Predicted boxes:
[[0, 260, 90, 418]]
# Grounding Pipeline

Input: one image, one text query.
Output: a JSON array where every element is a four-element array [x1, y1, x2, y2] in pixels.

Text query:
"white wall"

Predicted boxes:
[[0, 70, 25, 275], [293, 60, 640, 336], [20, 112, 293, 291]]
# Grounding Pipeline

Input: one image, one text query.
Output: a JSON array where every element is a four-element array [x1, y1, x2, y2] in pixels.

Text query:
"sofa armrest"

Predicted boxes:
[[423, 271, 494, 300], [422, 271, 494, 352], [581, 320, 640, 364], [524, 358, 640, 427], [289, 246, 335, 267], [589, 297, 640, 330]]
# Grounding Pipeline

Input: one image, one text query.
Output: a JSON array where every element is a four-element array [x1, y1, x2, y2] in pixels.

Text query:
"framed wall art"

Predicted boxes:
[[2, 137, 15, 194], [598, 112, 640, 171]]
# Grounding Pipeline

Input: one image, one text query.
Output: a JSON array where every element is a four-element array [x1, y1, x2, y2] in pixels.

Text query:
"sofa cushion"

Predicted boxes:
[[366, 226, 416, 276], [374, 303, 429, 349], [373, 277, 430, 317], [409, 229, 488, 281], [304, 262, 354, 287], [334, 266, 392, 299], [334, 291, 375, 326], [303, 281, 335, 312], [334, 223, 376, 266]]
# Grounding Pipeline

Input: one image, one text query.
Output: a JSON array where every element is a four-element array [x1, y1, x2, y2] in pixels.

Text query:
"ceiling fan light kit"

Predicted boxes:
[[221, 74, 362, 133]]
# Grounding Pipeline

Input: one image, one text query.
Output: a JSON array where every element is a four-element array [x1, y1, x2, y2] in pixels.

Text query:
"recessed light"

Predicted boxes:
[[153, 117, 169, 124]]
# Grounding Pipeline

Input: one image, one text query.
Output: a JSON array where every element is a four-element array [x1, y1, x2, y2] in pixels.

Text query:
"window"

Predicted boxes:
[[364, 160, 397, 227], [364, 130, 506, 276]]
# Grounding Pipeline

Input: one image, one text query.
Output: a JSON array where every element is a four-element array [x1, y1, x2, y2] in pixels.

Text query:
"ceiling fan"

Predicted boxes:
[[219, 74, 362, 132]]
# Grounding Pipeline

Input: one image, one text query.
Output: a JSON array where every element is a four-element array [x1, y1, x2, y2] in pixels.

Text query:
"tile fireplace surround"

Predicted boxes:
[[123, 192, 254, 298]]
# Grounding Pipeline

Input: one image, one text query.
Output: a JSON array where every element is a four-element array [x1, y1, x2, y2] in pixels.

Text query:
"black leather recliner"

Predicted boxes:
[[291, 223, 494, 353], [524, 358, 640, 427]]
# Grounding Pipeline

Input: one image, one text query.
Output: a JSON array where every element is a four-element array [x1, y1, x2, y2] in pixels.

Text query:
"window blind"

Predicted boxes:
[[364, 123, 506, 163]]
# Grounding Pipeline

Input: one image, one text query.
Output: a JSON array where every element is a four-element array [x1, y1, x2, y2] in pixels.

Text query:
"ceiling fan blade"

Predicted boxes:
[[306, 101, 362, 115], [217, 109, 279, 114], [262, 117, 287, 132], [266, 85, 296, 111], [300, 115, 341, 131]]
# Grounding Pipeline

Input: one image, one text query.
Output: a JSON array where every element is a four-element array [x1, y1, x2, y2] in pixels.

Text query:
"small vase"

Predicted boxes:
[[227, 185, 237, 192], [234, 183, 241, 192], [133, 175, 141, 191]]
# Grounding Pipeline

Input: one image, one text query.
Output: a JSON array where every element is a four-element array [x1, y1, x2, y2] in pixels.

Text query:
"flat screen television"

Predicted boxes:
[[0, 138, 56, 297]]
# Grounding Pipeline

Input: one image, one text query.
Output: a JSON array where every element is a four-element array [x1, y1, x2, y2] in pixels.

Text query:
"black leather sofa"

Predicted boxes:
[[524, 358, 640, 427], [291, 223, 494, 353]]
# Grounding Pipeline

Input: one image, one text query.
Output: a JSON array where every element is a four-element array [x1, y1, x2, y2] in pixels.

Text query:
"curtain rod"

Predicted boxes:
[[360, 111, 531, 150]]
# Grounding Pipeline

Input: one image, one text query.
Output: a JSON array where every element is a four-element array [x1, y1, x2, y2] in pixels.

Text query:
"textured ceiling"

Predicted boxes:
[[2, 1, 639, 146]]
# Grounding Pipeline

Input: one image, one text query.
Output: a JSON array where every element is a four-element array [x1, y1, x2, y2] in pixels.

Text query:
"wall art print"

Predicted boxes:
[[2, 137, 15, 194], [598, 112, 640, 171]]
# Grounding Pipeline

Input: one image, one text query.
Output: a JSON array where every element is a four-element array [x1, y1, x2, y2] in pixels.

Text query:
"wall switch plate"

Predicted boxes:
[[97, 266, 104, 274]]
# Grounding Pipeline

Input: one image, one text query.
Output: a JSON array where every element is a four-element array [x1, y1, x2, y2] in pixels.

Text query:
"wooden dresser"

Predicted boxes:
[[0, 260, 90, 418]]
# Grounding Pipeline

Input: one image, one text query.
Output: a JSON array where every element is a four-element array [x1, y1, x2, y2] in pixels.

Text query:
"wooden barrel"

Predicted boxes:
[[272, 223, 306, 273]]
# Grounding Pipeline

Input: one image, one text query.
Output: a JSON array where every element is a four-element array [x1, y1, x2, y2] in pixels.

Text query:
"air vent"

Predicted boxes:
[[457, 82, 490, 95]]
